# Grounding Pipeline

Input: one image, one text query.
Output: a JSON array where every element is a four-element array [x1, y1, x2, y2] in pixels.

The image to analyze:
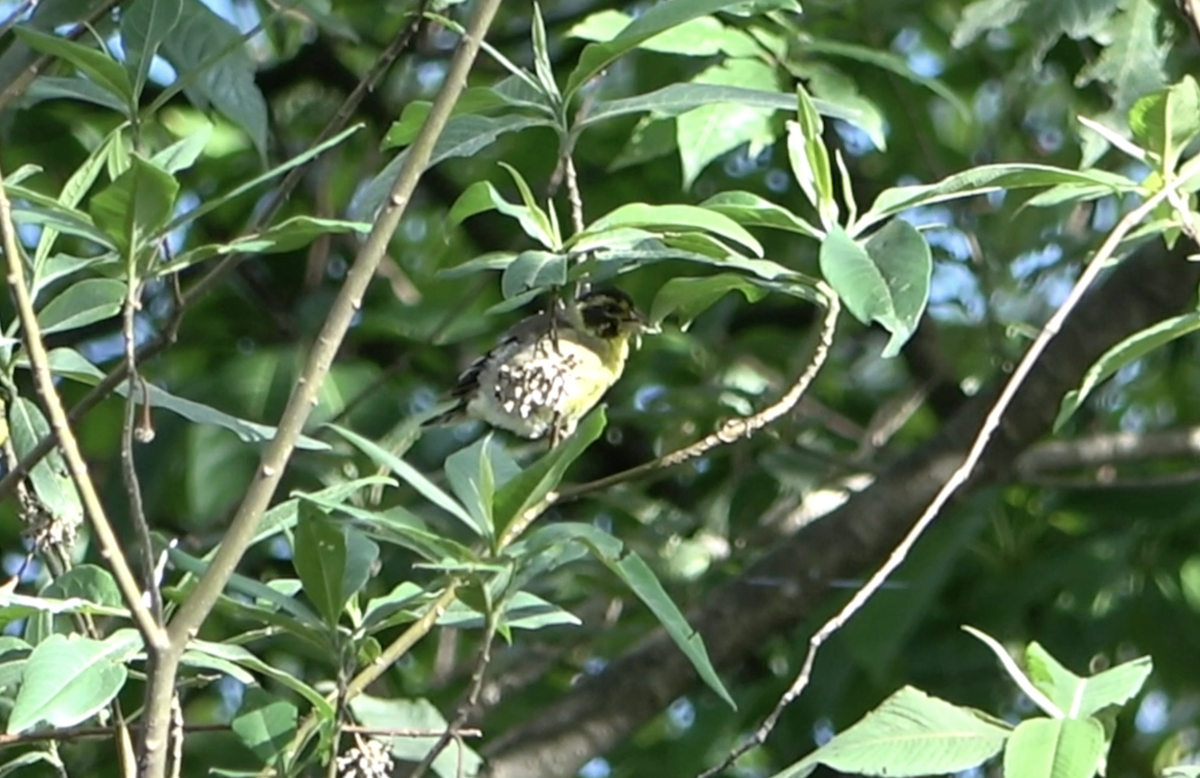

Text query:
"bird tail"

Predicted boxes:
[[419, 401, 466, 429]]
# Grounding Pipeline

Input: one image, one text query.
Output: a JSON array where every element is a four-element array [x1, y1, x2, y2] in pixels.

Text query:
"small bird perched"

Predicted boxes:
[[424, 288, 653, 444]]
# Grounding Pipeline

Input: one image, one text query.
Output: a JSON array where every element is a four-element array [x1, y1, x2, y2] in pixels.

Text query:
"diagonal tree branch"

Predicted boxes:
[[479, 234, 1200, 778]]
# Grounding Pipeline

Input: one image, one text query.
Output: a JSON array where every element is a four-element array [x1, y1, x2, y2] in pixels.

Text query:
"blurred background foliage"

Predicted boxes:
[[4, 0, 1200, 776]]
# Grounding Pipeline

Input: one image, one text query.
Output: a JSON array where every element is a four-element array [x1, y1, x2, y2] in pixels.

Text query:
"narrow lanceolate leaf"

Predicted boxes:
[[701, 191, 823, 239], [12, 27, 134, 112], [565, 0, 755, 97], [596, 547, 735, 709], [790, 687, 1010, 777], [1003, 718, 1105, 778], [444, 435, 515, 544], [35, 279, 125, 336], [858, 164, 1137, 234], [1055, 312, 1200, 430], [819, 222, 931, 358], [120, 0, 184, 99], [325, 423, 482, 537], [501, 251, 567, 299], [494, 409, 606, 537], [7, 635, 131, 733], [585, 203, 763, 256]]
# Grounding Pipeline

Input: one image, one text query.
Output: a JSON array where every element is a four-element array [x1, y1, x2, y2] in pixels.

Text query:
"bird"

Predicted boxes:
[[423, 288, 654, 445]]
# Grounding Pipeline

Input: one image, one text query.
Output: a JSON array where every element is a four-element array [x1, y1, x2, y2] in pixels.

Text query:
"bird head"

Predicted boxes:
[[574, 288, 655, 340]]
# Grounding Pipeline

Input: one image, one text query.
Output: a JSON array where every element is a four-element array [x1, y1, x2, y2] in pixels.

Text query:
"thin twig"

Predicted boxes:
[[120, 278, 161, 619], [698, 157, 1200, 778], [0, 3, 428, 505], [405, 621, 498, 778], [0, 163, 166, 648]]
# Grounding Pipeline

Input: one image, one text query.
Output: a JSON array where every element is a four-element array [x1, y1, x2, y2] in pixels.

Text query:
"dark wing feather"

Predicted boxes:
[[422, 309, 560, 427]]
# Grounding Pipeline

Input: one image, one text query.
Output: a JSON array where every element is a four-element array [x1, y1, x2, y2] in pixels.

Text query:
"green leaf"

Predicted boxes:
[[493, 409, 607, 537], [7, 181, 117, 250], [349, 696, 483, 778], [859, 164, 1137, 234], [583, 83, 874, 133], [168, 124, 361, 231], [585, 203, 763, 256], [7, 634, 131, 733], [293, 503, 380, 625], [591, 543, 735, 709], [650, 274, 769, 328], [35, 278, 125, 335], [444, 435, 512, 543], [500, 162, 559, 249], [776, 687, 1010, 778], [20, 348, 329, 450], [12, 27, 133, 112], [789, 88, 837, 227], [676, 59, 778, 189], [88, 154, 179, 257], [819, 221, 931, 357], [120, 0, 183, 100], [168, 547, 324, 626], [565, 0, 763, 97], [31, 127, 121, 279], [448, 181, 558, 250], [1128, 76, 1200, 174], [161, 216, 371, 275], [1056, 312, 1200, 430], [437, 591, 581, 631], [150, 122, 214, 173], [700, 191, 822, 239], [325, 423, 481, 536], [1003, 718, 1105, 778], [188, 640, 333, 719], [803, 38, 969, 118], [1025, 643, 1152, 719], [231, 688, 299, 766], [530, 3, 561, 102], [356, 114, 551, 221], [501, 251, 567, 299], [795, 62, 886, 155], [7, 397, 82, 529], [40, 565, 121, 609], [159, 0, 268, 155], [1076, 0, 1168, 115]]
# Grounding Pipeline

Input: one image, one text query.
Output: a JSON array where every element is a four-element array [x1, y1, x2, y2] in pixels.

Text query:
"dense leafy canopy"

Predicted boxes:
[[2, 1, 1200, 778]]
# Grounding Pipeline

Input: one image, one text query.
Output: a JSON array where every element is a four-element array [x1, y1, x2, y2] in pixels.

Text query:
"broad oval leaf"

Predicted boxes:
[[650, 273, 769, 329], [36, 278, 126, 335], [1003, 718, 1105, 778], [792, 686, 1010, 778], [293, 503, 380, 626], [819, 221, 931, 357], [7, 634, 130, 734], [501, 250, 567, 299]]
